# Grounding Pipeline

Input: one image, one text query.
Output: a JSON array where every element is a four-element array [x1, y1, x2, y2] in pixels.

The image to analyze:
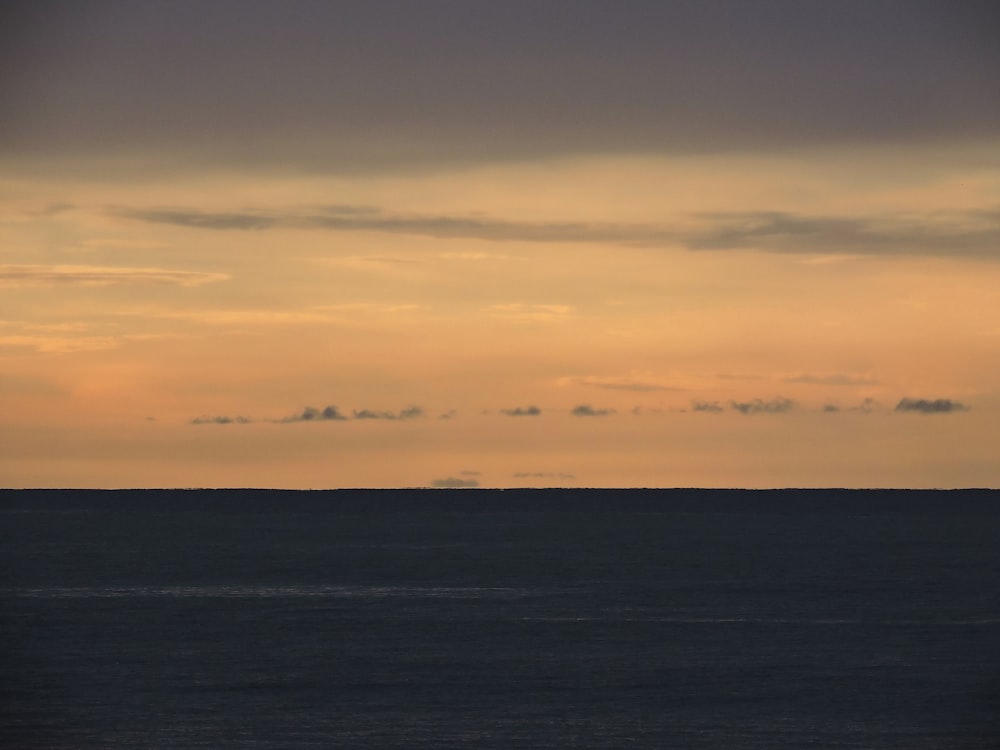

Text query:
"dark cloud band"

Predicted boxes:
[[113, 206, 1000, 260]]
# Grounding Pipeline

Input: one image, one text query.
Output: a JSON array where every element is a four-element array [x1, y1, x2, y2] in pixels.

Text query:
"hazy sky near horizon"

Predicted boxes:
[[2, 1, 999, 488]]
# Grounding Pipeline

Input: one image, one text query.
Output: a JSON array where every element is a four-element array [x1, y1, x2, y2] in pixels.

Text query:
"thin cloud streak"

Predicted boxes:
[[563, 375, 684, 392], [0, 264, 229, 287], [512, 472, 576, 480], [486, 304, 574, 322], [112, 206, 1000, 260], [0, 334, 119, 353], [784, 373, 879, 386], [119, 309, 337, 326]]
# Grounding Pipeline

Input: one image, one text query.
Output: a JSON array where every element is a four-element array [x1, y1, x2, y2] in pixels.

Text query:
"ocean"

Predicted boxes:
[[2, 489, 998, 748]]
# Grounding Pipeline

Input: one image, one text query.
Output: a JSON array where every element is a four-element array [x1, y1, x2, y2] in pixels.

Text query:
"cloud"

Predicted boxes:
[[486, 303, 573, 322], [562, 375, 683, 392], [8, 3, 997, 175], [191, 415, 252, 425], [691, 400, 724, 413], [512, 472, 576, 480], [281, 405, 348, 422], [571, 404, 615, 417], [823, 398, 886, 414], [895, 398, 968, 414], [116, 206, 632, 245], [112, 208, 278, 230], [0, 264, 229, 287], [38, 202, 75, 216], [729, 397, 795, 415], [630, 406, 664, 416], [351, 409, 386, 420], [139, 304, 424, 328], [458, 470, 481, 477], [111, 205, 1000, 260], [431, 477, 480, 488], [315, 303, 423, 315], [500, 406, 541, 416], [135, 309, 334, 326], [0, 373, 65, 396], [714, 372, 766, 381], [438, 251, 510, 261], [343, 255, 422, 265], [0, 334, 119, 353], [438, 409, 458, 419], [850, 397, 883, 414], [352, 405, 424, 420], [784, 373, 879, 386], [687, 211, 1000, 259]]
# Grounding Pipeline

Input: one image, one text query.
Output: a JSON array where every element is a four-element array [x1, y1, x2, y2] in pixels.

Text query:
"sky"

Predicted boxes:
[[2, 0, 999, 488]]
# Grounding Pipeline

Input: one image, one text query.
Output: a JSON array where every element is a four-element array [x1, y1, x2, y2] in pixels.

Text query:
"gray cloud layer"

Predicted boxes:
[[5, 2, 998, 171], [113, 206, 1000, 260]]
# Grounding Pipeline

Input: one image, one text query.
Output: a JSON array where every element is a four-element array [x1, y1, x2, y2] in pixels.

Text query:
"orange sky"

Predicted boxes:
[[2, 2, 998, 487]]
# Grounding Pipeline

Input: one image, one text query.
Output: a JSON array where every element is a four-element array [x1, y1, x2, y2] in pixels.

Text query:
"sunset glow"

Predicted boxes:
[[2, 1, 998, 487]]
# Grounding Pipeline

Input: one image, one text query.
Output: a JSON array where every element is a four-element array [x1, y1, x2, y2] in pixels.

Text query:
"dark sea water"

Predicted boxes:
[[2, 489, 999, 749]]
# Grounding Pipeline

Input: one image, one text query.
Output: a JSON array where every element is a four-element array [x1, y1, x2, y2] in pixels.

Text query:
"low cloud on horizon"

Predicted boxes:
[[512, 472, 576, 480], [729, 398, 795, 415], [501, 406, 541, 417], [185, 393, 972, 427], [430, 477, 480, 488], [353, 406, 424, 420], [895, 398, 968, 414], [281, 405, 348, 422], [692, 400, 725, 413], [572, 404, 615, 417], [191, 415, 252, 425]]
